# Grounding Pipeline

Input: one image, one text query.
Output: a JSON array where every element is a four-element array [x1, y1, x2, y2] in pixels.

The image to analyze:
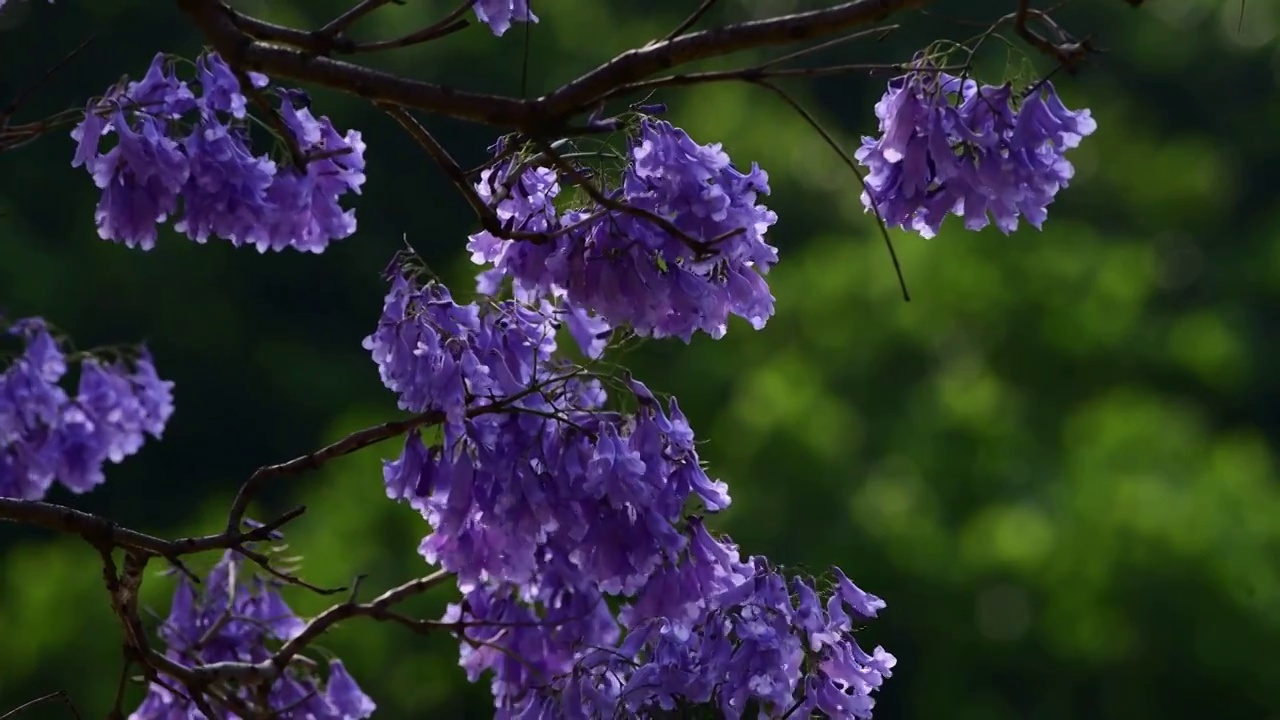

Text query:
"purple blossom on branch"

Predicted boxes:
[[467, 119, 779, 342], [363, 263, 894, 716], [71, 52, 365, 252], [365, 262, 731, 595], [473, 0, 538, 36], [0, 317, 174, 500], [856, 69, 1096, 238], [441, 540, 895, 718], [131, 552, 376, 720]]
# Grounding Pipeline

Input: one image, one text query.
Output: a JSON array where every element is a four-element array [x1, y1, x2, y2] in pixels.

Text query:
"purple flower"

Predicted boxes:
[[70, 52, 365, 253], [132, 552, 375, 720], [448, 550, 894, 719], [174, 118, 276, 245], [256, 95, 366, 253], [467, 119, 779, 342], [856, 69, 1096, 238], [0, 317, 174, 500], [473, 0, 538, 36], [88, 112, 190, 249], [122, 53, 197, 118], [363, 263, 894, 717], [366, 265, 732, 597], [195, 53, 249, 117], [127, 348, 174, 436], [325, 661, 377, 719], [619, 518, 751, 630], [562, 304, 612, 360], [443, 582, 618, 709], [0, 320, 67, 499]]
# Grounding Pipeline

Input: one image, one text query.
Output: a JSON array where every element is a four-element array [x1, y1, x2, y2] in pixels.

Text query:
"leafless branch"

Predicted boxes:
[[316, 0, 399, 39], [107, 656, 133, 720], [662, 0, 722, 43], [0, 398, 507, 712], [0, 33, 96, 127], [379, 105, 507, 234], [342, 0, 474, 55], [1013, 0, 1095, 71], [0, 691, 82, 720], [174, 0, 932, 128], [598, 59, 966, 102], [223, 408, 444, 533], [752, 80, 910, 301], [0, 497, 304, 561], [273, 569, 452, 664]]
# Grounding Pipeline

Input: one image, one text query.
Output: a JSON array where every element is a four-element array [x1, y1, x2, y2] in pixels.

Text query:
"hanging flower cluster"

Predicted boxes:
[[71, 52, 365, 252], [856, 70, 1096, 238]]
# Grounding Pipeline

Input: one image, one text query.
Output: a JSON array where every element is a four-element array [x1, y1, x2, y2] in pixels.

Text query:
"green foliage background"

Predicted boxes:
[[2, 0, 1278, 718]]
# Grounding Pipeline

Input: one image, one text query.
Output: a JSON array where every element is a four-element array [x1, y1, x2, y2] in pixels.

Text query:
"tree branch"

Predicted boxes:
[[175, 0, 530, 126], [0, 497, 302, 557], [174, 0, 932, 131], [316, 0, 399, 39], [534, 0, 932, 123]]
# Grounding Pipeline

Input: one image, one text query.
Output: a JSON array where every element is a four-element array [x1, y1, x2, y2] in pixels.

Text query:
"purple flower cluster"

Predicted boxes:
[[856, 70, 1096, 238], [71, 53, 366, 252], [610, 559, 894, 720], [0, 317, 173, 500], [132, 552, 376, 720], [365, 264, 894, 716], [366, 262, 731, 595], [443, 526, 895, 719], [473, 0, 538, 36], [467, 119, 779, 342]]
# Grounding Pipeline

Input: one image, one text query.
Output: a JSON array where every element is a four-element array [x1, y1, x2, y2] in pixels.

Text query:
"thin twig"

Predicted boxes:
[[379, 105, 503, 232], [107, 657, 133, 720], [535, 0, 934, 121], [0, 692, 81, 720], [753, 80, 910, 301], [344, 0, 474, 55], [599, 60, 965, 102], [757, 25, 899, 69], [661, 0, 721, 43], [317, 0, 398, 38], [0, 498, 303, 558], [224, 408, 443, 533], [0, 33, 97, 126], [1012, 0, 1091, 71], [274, 570, 453, 664], [226, 370, 579, 533], [233, 545, 344, 595]]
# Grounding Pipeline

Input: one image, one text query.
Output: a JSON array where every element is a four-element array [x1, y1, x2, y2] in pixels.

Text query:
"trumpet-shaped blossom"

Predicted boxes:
[[71, 52, 365, 252], [130, 552, 376, 720], [467, 119, 779, 342], [0, 317, 173, 500], [473, 0, 538, 36], [856, 70, 1096, 238], [441, 537, 895, 719], [366, 261, 732, 596]]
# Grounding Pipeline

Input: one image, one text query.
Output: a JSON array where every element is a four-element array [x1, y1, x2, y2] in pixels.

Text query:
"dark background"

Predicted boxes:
[[2, 0, 1279, 718]]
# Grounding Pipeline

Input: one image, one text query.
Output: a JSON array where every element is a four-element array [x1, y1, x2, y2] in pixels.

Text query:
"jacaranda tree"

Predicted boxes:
[[0, 0, 1121, 716]]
